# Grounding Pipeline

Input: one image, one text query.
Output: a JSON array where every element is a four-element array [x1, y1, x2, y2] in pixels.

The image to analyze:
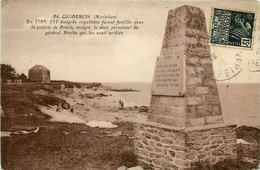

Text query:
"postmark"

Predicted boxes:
[[211, 51, 242, 81], [210, 8, 255, 48], [248, 48, 260, 72]]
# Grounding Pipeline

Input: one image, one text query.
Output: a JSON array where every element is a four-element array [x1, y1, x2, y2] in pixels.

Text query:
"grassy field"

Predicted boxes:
[[1, 84, 137, 170]]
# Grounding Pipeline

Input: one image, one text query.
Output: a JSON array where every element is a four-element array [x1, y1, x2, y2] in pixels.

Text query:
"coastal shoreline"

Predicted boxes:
[[1, 82, 260, 169]]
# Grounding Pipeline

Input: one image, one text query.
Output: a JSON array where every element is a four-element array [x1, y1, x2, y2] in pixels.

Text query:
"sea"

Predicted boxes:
[[103, 82, 152, 107], [103, 82, 260, 127]]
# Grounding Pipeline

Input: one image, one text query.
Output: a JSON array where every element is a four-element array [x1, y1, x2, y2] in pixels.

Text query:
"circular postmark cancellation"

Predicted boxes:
[[208, 52, 243, 81], [209, 8, 256, 49]]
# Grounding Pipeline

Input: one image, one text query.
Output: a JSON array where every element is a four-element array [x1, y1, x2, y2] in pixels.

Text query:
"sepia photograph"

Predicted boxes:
[[1, 0, 260, 169]]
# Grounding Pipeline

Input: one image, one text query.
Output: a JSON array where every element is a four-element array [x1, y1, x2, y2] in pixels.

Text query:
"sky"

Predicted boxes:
[[1, 0, 260, 83]]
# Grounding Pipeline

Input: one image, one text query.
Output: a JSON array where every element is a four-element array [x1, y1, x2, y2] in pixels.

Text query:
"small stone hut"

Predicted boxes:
[[28, 65, 50, 83]]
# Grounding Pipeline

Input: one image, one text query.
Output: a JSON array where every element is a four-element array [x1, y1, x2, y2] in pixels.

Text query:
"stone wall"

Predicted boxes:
[[134, 123, 237, 170]]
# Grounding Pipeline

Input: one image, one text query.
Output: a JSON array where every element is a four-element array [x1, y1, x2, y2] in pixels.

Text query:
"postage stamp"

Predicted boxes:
[[210, 8, 255, 48]]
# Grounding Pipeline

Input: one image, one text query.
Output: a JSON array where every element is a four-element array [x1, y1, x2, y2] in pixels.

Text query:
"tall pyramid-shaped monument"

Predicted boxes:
[[134, 6, 237, 169], [148, 5, 223, 127]]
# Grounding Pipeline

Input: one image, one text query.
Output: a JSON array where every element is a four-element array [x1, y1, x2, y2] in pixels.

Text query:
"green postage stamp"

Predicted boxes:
[[210, 8, 255, 48]]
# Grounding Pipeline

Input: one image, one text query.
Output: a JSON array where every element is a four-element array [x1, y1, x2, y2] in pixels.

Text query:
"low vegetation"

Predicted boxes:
[[1, 83, 259, 169], [1, 83, 137, 169]]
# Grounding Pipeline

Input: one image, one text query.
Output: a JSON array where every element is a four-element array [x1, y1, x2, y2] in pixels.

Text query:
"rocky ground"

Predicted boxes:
[[1, 83, 143, 170], [1, 82, 260, 170]]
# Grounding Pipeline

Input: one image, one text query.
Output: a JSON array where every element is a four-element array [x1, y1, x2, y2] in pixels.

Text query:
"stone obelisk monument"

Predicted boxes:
[[134, 6, 237, 169]]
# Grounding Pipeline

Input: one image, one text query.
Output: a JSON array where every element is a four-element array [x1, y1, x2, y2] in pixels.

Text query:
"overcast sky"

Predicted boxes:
[[2, 0, 259, 83]]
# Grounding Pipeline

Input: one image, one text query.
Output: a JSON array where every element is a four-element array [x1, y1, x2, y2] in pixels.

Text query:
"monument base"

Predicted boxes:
[[134, 122, 237, 170]]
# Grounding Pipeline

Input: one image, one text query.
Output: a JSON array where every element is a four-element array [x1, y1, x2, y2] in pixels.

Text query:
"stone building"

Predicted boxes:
[[28, 65, 50, 83]]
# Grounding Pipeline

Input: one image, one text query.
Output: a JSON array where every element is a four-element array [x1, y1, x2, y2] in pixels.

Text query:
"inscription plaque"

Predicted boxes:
[[151, 53, 185, 96]]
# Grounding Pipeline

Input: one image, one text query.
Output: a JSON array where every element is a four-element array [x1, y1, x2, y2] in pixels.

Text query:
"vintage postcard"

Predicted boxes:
[[1, 0, 260, 169]]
